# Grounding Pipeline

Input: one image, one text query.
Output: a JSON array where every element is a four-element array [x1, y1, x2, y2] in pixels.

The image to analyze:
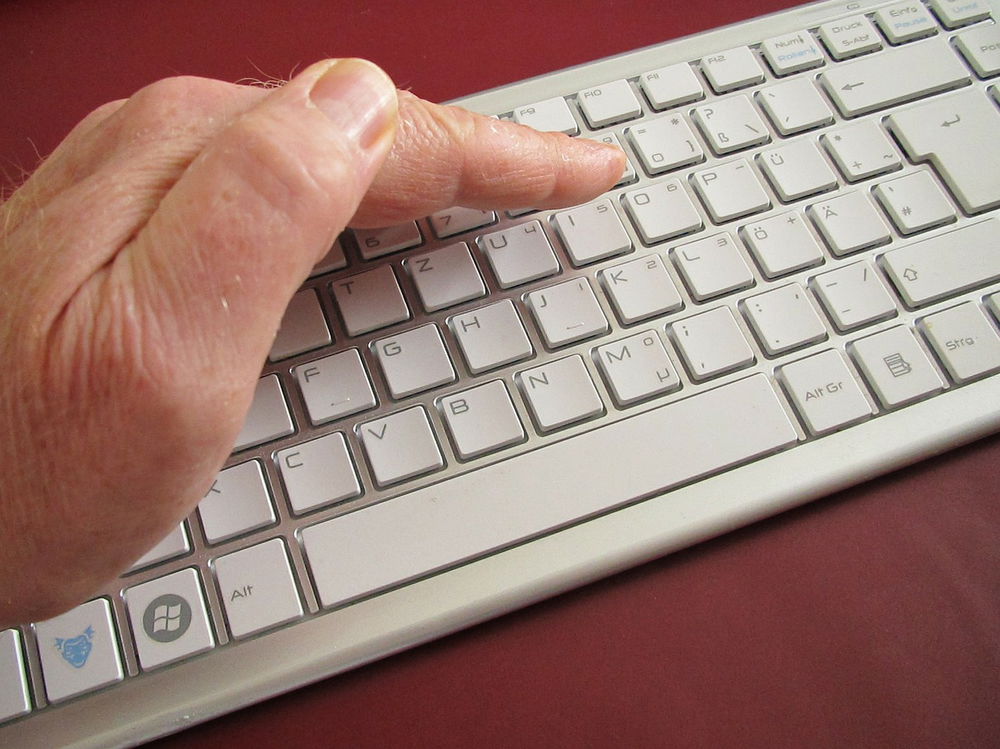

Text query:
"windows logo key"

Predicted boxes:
[[142, 594, 192, 643]]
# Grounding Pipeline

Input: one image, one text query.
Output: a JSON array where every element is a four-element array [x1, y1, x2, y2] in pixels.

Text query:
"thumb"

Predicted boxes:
[[130, 58, 398, 380]]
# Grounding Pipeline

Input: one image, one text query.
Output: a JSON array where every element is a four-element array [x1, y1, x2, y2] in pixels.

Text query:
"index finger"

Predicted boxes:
[[349, 90, 625, 227]]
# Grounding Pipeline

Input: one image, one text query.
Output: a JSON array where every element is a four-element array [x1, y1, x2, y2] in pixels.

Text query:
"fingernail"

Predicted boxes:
[[309, 58, 397, 150]]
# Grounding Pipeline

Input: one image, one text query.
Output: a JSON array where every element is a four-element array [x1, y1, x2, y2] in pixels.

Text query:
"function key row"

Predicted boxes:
[[509, 1, 993, 135]]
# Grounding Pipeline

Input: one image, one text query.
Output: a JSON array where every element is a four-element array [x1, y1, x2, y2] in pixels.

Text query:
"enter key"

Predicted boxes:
[[888, 89, 1000, 214]]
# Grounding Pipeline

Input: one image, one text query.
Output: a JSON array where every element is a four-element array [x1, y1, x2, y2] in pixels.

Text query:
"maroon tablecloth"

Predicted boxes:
[[2, 1, 998, 746]]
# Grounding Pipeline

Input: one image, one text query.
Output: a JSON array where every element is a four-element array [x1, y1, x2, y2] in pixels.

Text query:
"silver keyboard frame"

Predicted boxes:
[[4, 0, 1000, 745]]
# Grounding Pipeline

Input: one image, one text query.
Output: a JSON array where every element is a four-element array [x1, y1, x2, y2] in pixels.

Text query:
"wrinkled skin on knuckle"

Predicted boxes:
[[209, 110, 358, 257]]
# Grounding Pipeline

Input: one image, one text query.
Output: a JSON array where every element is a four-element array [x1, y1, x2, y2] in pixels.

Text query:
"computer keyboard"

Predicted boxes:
[[3, 0, 1000, 744]]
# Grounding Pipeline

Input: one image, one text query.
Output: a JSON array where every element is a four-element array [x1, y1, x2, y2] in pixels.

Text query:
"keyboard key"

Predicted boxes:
[[818, 14, 882, 60], [626, 115, 704, 174], [692, 95, 770, 155], [518, 355, 604, 431], [812, 260, 897, 331], [873, 171, 956, 235], [480, 220, 560, 288], [353, 221, 422, 261], [928, 0, 991, 28], [743, 283, 827, 356], [406, 241, 486, 312], [821, 121, 903, 182], [215, 538, 303, 639], [920, 302, 1000, 383], [740, 211, 824, 279], [671, 232, 754, 301], [359, 407, 444, 486], [588, 131, 637, 186], [438, 380, 525, 459], [233, 375, 294, 451], [875, 1, 939, 44], [309, 238, 347, 277], [621, 179, 703, 244], [820, 37, 969, 117], [671, 306, 756, 380], [293, 348, 376, 425], [638, 63, 705, 109], [756, 77, 834, 135], [552, 198, 632, 266], [757, 140, 838, 202], [34, 599, 123, 703], [0, 630, 31, 723], [198, 460, 275, 543], [277, 432, 362, 514], [526, 278, 610, 348], [577, 79, 643, 127], [779, 349, 874, 435], [888, 89, 1000, 214], [600, 254, 683, 324], [594, 331, 680, 406], [129, 522, 190, 572], [691, 159, 771, 223], [850, 326, 945, 407], [808, 191, 891, 256], [373, 324, 456, 398], [881, 219, 1000, 307], [450, 299, 533, 373], [331, 265, 410, 336], [125, 568, 214, 670], [955, 24, 1000, 78], [301, 375, 796, 608], [428, 207, 496, 239], [268, 289, 331, 362], [701, 45, 766, 93], [761, 30, 825, 75], [512, 96, 579, 134]]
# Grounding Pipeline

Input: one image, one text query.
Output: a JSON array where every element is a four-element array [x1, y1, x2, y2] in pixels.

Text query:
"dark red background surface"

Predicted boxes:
[[2, 1, 998, 746]]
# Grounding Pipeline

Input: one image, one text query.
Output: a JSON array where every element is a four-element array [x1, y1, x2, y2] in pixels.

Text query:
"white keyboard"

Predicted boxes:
[[4, 0, 1000, 744]]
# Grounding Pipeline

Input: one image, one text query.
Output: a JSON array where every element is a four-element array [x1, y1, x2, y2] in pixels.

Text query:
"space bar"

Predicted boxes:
[[301, 374, 799, 608]]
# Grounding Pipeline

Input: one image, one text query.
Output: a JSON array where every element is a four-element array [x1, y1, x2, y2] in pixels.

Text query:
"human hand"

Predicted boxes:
[[0, 58, 624, 627]]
